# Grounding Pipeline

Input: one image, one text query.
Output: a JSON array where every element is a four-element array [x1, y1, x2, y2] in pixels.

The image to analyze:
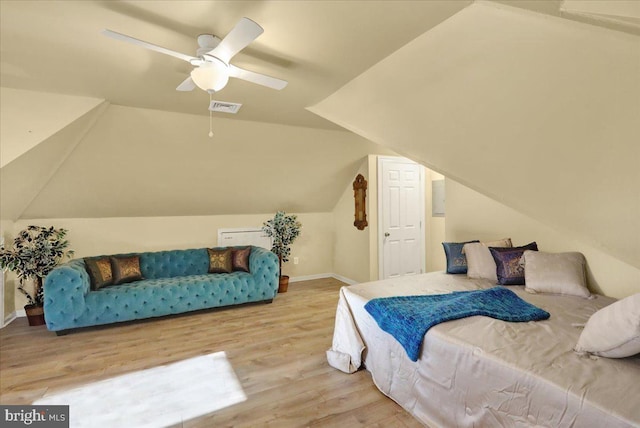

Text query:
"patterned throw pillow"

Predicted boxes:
[[442, 240, 479, 274], [85, 257, 113, 290], [110, 255, 143, 285], [232, 247, 251, 273], [489, 242, 538, 285], [207, 248, 233, 273]]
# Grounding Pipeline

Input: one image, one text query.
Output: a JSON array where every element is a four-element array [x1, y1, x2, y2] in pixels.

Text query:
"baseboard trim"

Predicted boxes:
[[2, 311, 17, 328], [330, 274, 358, 285], [288, 273, 358, 286], [15, 309, 25, 317]]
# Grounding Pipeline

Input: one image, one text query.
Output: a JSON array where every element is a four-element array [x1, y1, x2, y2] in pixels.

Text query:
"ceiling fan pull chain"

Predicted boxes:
[[209, 92, 214, 138]]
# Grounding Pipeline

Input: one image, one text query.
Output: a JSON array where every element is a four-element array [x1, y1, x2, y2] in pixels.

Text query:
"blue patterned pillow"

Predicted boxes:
[[489, 242, 538, 285], [442, 240, 479, 274]]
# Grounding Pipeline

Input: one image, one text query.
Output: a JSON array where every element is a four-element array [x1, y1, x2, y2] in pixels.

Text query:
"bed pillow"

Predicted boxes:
[[524, 251, 590, 298], [442, 240, 479, 274], [463, 238, 513, 281], [575, 293, 640, 358], [110, 255, 143, 285], [489, 242, 538, 285]]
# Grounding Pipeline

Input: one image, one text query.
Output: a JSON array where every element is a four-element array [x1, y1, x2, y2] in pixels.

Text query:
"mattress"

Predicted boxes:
[[327, 272, 640, 427]]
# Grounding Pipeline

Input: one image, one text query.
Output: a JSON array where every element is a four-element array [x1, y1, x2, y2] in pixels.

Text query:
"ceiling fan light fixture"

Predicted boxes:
[[191, 59, 229, 92]]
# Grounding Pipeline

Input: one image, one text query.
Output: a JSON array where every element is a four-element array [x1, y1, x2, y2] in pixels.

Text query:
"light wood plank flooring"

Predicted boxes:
[[0, 278, 423, 427]]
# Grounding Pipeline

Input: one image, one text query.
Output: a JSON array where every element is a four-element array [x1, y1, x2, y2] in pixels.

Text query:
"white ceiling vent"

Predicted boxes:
[[208, 100, 242, 114]]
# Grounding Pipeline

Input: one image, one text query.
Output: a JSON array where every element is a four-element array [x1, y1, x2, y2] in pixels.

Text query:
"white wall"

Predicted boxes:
[[445, 179, 640, 298]]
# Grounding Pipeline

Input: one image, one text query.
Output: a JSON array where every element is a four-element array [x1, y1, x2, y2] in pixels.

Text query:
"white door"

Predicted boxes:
[[378, 157, 424, 279]]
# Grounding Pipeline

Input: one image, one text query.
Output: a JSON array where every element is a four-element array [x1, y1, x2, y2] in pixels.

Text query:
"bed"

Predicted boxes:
[[327, 272, 640, 427]]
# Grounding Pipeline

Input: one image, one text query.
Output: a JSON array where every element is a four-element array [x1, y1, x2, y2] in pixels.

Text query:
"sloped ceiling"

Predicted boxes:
[[309, 1, 640, 268], [0, 99, 108, 220], [0, 0, 471, 130], [11, 104, 394, 219], [1, 0, 638, 238], [0, 88, 104, 167]]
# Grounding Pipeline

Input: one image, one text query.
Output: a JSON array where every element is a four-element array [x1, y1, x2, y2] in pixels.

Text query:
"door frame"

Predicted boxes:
[[377, 156, 426, 279]]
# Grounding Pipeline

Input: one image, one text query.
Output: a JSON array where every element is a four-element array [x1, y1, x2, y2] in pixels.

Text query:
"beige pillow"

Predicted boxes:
[[575, 293, 640, 358], [523, 251, 590, 298], [464, 238, 512, 281]]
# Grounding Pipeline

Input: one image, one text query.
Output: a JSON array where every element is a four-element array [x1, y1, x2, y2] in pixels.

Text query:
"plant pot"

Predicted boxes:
[[24, 304, 45, 326], [278, 275, 289, 293]]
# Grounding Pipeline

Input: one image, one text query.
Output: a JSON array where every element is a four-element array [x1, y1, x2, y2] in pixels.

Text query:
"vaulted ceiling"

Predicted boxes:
[[1, 0, 638, 273]]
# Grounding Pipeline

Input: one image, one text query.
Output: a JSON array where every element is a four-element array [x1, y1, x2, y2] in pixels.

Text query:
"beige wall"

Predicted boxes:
[[332, 155, 447, 282], [425, 170, 446, 272], [9, 213, 334, 311], [1, 220, 15, 322], [445, 179, 640, 299], [309, 1, 640, 274], [332, 158, 371, 283]]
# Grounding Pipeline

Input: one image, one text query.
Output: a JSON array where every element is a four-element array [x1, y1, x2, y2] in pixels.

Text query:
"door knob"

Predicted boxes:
[[384, 232, 390, 237]]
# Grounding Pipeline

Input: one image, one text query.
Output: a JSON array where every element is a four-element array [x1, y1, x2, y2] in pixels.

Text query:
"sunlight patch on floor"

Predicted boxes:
[[34, 351, 246, 428]]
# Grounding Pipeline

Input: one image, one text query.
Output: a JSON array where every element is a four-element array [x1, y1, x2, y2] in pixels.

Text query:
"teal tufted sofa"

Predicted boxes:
[[43, 246, 279, 334]]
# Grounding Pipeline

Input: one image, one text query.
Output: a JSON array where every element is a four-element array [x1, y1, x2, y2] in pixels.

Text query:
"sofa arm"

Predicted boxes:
[[44, 259, 89, 328], [249, 246, 279, 295]]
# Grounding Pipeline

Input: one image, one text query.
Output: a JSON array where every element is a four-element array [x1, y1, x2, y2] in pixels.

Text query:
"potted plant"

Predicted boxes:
[[262, 211, 301, 293], [0, 225, 74, 326]]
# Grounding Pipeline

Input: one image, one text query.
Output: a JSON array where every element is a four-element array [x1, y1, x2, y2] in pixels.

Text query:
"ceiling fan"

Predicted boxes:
[[102, 17, 288, 94]]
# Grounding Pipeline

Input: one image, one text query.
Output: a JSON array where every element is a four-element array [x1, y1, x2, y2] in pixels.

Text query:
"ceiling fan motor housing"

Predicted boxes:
[[196, 34, 221, 56]]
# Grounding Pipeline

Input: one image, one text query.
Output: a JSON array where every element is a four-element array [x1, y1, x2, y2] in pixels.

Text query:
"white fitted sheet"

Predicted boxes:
[[327, 272, 640, 427]]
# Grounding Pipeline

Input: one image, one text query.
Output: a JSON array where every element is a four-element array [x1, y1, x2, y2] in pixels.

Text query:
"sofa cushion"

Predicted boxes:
[[85, 257, 113, 290], [208, 248, 233, 273], [111, 255, 143, 285], [232, 247, 252, 273], [139, 249, 210, 279]]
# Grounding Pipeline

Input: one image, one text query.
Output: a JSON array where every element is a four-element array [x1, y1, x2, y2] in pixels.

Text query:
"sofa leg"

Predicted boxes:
[[55, 330, 69, 336], [264, 299, 273, 304]]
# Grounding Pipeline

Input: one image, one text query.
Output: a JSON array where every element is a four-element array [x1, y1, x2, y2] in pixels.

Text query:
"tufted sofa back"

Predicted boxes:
[[138, 248, 210, 279]]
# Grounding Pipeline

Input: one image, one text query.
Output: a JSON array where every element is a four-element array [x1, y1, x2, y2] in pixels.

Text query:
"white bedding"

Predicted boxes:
[[327, 272, 640, 427]]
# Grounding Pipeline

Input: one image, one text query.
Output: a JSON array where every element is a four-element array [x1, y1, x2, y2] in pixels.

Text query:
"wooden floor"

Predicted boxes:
[[0, 278, 423, 427]]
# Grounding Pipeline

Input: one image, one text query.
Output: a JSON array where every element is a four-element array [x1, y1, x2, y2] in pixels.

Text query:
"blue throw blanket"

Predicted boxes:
[[364, 287, 550, 361]]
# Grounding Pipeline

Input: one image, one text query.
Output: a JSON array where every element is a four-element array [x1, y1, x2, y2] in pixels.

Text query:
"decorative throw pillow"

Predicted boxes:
[[442, 240, 479, 274], [207, 248, 233, 273], [489, 242, 538, 285], [524, 251, 590, 298], [85, 257, 113, 290], [232, 247, 251, 273], [110, 255, 143, 285], [464, 238, 513, 281], [575, 293, 640, 358]]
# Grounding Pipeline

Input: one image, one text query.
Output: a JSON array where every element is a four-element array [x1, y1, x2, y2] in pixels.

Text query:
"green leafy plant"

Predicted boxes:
[[262, 211, 302, 276], [0, 225, 74, 306]]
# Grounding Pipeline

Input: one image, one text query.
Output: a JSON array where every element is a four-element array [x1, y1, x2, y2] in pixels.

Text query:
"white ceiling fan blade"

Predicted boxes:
[[176, 76, 196, 91], [102, 29, 198, 63], [206, 18, 263, 64], [229, 65, 288, 90]]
